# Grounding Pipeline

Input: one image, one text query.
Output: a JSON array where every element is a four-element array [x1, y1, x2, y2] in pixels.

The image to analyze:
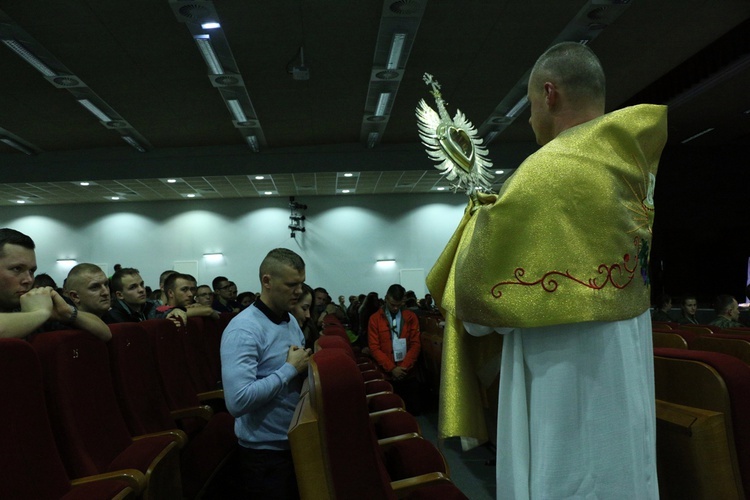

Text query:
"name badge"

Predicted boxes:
[[393, 337, 406, 362]]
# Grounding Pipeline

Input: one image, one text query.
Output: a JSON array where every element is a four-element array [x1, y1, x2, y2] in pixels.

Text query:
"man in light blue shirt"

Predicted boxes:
[[221, 248, 311, 499]]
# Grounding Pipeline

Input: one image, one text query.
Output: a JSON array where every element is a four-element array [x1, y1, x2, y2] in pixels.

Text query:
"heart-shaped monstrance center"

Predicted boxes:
[[437, 125, 475, 173]]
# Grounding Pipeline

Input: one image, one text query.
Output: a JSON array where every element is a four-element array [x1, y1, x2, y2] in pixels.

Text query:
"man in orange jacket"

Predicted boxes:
[[368, 283, 422, 414]]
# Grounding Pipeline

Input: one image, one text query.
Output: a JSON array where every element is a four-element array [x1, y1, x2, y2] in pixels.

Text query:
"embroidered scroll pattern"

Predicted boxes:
[[491, 237, 645, 298]]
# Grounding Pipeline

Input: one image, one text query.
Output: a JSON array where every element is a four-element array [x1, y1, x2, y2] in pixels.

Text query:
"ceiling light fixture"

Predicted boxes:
[[1, 39, 57, 77], [56, 259, 77, 265], [0, 137, 34, 155], [77, 99, 112, 122], [376, 259, 397, 266], [201, 22, 221, 30], [506, 96, 529, 118], [375, 92, 391, 116], [79, 182, 90, 186], [342, 189, 350, 194], [193, 35, 224, 75], [386, 33, 406, 70], [167, 179, 177, 183], [484, 131, 499, 144], [681, 127, 715, 144], [344, 173, 353, 177], [246, 135, 259, 152], [264, 191, 273, 195], [203, 252, 223, 262], [110, 196, 120, 200], [15, 200, 26, 204], [227, 99, 248, 123], [122, 136, 146, 152], [436, 187, 446, 191], [186, 193, 196, 198]]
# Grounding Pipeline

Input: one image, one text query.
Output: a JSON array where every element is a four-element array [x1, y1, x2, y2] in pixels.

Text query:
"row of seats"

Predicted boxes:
[[289, 335, 469, 499], [0, 316, 237, 499], [652, 322, 750, 499]]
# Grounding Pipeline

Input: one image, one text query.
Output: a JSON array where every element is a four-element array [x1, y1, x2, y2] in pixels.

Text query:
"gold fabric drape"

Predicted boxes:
[[428, 104, 668, 442]]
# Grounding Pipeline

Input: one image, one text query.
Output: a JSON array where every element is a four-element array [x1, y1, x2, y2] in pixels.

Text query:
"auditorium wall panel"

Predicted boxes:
[[0, 193, 465, 297]]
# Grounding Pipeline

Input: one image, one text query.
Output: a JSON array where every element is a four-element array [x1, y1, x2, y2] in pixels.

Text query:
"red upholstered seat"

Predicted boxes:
[[0, 338, 138, 500], [183, 317, 223, 394], [309, 348, 467, 499], [654, 347, 750, 498], [108, 322, 237, 498], [140, 319, 225, 418], [30, 330, 182, 499]]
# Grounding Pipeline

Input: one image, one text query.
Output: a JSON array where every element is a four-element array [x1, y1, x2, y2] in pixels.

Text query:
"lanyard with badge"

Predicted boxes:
[[387, 309, 407, 362]]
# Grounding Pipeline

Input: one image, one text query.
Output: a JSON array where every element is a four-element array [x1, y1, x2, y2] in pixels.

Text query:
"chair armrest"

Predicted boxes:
[[197, 389, 225, 401], [378, 432, 420, 448], [70, 468, 146, 494], [369, 407, 405, 423], [170, 405, 214, 422], [133, 429, 188, 449], [391, 472, 453, 498]]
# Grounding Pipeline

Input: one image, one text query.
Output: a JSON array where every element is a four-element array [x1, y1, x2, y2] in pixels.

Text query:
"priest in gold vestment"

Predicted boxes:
[[427, 42, 666, 499]]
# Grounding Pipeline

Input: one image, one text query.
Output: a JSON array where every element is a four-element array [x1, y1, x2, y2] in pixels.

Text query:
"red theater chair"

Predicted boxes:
[[31, 330, 182, 499], [290, 348, 467, 499], [0, 338, 139, 500], [654, 347, 750, 499], [108, 322, 237, 498]]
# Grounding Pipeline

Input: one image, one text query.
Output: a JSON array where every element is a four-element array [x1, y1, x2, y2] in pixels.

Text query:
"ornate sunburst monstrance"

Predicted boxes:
[[417, 73, 494, 195]]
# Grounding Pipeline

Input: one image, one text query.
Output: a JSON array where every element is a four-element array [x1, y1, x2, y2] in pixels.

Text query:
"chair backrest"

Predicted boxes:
[[654, 347, 750, 497], [108, 322, 176, 436], [690, 334, 750, 367], [310, 349, 397, 499], [31, 330, 136, 478], [140, 319, 201, 410], [0, 339, 75, 499], [184, 316, 222, 392], [652, 331, 687, 349], [317, 334, 356, 360], [679, 324, 719, 335]]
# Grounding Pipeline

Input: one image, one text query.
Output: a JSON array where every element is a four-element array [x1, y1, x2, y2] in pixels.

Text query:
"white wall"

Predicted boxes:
[[0, 193, 466, 298]]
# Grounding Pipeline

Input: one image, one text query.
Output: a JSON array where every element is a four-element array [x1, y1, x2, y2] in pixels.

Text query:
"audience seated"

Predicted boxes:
[[291, 283, 316, 349], [711, 294, 744, 329], [0, 229, 110, 341], [194, 284, 214, 307], [677, 294, 700, 325], [63, 263, 111, 319], [211, 276, 239, 313], [105, 267, 168, 324], [651, 293, 674, 322], [236, 291, 255, 310], [160, 272, 218, 321]]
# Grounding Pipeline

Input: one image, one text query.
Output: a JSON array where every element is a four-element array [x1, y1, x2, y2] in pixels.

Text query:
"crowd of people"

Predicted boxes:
[[652, 291, 749, 328]]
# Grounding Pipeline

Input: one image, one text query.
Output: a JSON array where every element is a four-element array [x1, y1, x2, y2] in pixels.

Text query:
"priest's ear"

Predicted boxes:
[[543, 82, 559, 109]]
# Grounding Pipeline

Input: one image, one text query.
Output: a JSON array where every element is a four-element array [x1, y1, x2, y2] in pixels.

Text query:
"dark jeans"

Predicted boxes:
[[238, 446, 299, 500]]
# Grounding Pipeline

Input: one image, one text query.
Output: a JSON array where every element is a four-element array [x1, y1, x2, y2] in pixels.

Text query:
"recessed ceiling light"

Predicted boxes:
[[342, 189, 350, 193], [186, 193, 196, 198], [495, 170, 504, 175], [201, 22, 221, 30], [255, 176, 265, 180], [111, 196, 120, 201], [80, 181, 90, 186], [167, 179, 177, 183], [344, 173, 353, 177], [15, 200, 26, 204], [437, 187, 445, 191], [264, 191, 273, 195]]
